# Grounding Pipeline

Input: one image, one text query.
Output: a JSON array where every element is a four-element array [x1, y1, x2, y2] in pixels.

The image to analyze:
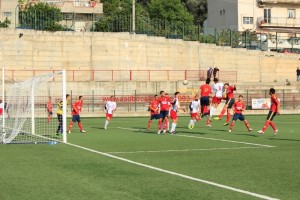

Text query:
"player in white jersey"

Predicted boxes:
[[104, 96, 117, 130], [169, 92, 185, 134], [210, 78, 224, 117], [187, 98, 201, 129]]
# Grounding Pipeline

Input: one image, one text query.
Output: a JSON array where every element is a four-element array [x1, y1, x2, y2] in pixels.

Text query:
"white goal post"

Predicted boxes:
[[0, 68, 67, 144]]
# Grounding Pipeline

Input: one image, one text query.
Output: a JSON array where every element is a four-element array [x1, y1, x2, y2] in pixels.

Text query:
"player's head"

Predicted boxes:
[[109, 95, 115, 101], [49, 97, 52, 100], [224, 83, 229, 89], [213, 78, 219, 83], [174, 92, 180, 97], [0, 99, 2, 103], [160, 90, 165, 96], [238, 95, 243, 101], [79, 96, 83, 100], [269, 88, 275, 95], [66, 94, 70, 100], [205, 78, 211, 84], [154, 95, 158, 100]]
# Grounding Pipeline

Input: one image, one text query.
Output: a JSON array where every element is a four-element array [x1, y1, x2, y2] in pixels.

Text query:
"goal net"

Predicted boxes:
[[0, 69, 67, 144]]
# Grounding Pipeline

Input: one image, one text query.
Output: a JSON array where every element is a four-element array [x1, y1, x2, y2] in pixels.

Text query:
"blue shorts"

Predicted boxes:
[[232, 113, 245, 121], [160, 110, 169, 119], [225, 98, 235, 109], [267, 111, 276, 121], [151, 114, 161, 120], [200, 96, 210, 107], [72, 115, 81, 122]]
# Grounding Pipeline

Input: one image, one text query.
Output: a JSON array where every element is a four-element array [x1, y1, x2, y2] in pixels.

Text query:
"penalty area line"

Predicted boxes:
[[107, 146, 265, 154], [65, 141, 279, 200], [114, 127, 276, 148]]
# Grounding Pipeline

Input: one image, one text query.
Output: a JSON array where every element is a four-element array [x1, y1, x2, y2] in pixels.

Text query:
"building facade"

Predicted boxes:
[[206, 0, 300, 51], [0, 0, 103, 31]]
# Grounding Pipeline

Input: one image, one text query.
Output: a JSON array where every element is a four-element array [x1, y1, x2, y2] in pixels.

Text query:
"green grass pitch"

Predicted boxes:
[[0, 115, 299, 200]]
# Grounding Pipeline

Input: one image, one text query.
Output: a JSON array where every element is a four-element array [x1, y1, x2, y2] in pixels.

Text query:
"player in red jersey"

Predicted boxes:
[[258, 88, 280, 135], [229, 95, 253, 132], [147, 95, 160, 131], [198, 78, 212, 126], [0, 99, 3, 116], [157, 90, 171, 134], [214, 82, 236, 126], [68, 96, 86, 134], [47, 97, 53, 123]]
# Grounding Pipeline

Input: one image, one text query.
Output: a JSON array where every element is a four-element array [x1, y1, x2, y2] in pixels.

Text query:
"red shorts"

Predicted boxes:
[[106, 113, 113, 119], [170, 110, 177, 120], [190, 113, 198, 118], [212, 96, 222, 104]]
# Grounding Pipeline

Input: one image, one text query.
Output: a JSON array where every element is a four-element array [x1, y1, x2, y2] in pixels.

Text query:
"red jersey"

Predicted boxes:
[[200, 84, 212, 97], [158, 96, 171, 111], [226, 85, 236, 99], [47, 101, 52, 112], [149, 99, 159, 115], [270, 95, 280, 112], [233, 101, 245, 114], [72, 100, 82, 115]]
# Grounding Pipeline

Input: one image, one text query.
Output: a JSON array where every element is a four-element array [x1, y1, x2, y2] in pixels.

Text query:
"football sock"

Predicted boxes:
[[164, 119, 168, 130], [158, 121, 162, 130], [171, 123, 177, 132], [148, 120, 152, 129], [189, 119, 194, 126], [206, 117, 211, 126], [105, 120, 109, 127], [269, 121, 277, 131], [229, 122, 234, 130], [244, 120, 250, 130], [47, 116, 51, 123], [69, 121, 73, 131], [226, 112, 231, 123], [219, 108, 226, 119], [262, 121, 269, 132], [78, 122, 83, 131], [210, 107, 214, 117]]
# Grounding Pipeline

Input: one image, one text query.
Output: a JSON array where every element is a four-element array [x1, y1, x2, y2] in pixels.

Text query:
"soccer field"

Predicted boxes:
[[0, 115, 299, 200]]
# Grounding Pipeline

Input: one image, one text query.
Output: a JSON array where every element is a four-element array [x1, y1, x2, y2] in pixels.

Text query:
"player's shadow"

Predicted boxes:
[[91, 127, 105, 130], [268, 138, 300, 142], [235, 133, 259, 137]]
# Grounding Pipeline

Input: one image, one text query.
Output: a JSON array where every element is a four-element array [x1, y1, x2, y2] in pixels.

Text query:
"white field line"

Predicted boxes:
[[114, 127, 276, 148], [107, 146, 265, 154], [65, 141, 279, 200]]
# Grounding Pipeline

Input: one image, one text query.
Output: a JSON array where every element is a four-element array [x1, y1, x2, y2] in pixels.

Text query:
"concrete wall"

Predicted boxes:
[[0, 28, 299, 84]]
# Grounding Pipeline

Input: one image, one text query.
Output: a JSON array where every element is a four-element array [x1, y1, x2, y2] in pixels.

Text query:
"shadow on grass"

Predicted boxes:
[[268, 138, 300, 142], [235, 133, 259, 137]]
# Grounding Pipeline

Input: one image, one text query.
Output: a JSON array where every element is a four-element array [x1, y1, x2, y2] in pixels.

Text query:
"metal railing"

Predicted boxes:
[[4, 69, 237, 82]]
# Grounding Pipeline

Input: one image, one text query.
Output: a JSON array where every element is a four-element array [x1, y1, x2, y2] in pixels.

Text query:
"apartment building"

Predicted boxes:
[[0, 0, 103, 31], [206, 0, 300, 51]]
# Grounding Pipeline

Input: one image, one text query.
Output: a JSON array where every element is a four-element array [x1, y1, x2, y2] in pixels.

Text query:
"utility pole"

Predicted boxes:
[[132, 0, 135, 33]]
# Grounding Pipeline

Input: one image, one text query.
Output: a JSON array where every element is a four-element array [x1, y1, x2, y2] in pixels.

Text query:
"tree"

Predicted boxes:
[[182, 0, 207, 26], [0, 18, 11, 28], [19, 2, 63, 31]]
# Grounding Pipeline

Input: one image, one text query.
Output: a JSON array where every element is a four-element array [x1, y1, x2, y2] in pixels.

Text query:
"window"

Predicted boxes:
[[288, 9, 295, 18], [3, 12, 12, 17], [264, 9, 271, 23], [223, 9, 225, 15], [243, 17, 253, 24], [220, 10, 222, 16]]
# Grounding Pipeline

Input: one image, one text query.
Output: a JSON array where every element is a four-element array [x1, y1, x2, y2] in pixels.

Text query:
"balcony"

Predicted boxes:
[[258, 0, 300, 4], [258, 17, 300, 29], [42, 0, 103, 14]]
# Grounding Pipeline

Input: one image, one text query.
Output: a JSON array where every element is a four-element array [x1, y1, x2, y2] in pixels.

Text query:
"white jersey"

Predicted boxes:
[[171, 98, 180, 112], [190, 100, 200, 113], [213, 82, 224, 98], [105, 101, 117, 114]]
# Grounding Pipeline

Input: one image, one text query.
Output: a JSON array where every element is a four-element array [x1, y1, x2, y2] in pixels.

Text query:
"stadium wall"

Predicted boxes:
[[0, 28, 299, 83]]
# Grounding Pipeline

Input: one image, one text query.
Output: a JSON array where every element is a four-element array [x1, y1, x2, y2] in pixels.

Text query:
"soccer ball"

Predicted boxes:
[[183, 80, 188, 85]]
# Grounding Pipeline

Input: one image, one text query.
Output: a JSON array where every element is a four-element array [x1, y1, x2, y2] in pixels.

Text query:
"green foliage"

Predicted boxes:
[[19, 2, 63, 31], [182, 0, 207, 26], [0, 18, 11, 28]]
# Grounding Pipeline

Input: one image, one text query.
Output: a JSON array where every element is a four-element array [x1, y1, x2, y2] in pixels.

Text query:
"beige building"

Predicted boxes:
[[206, 0, 300, 51], [0, 0, 103, 31]]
